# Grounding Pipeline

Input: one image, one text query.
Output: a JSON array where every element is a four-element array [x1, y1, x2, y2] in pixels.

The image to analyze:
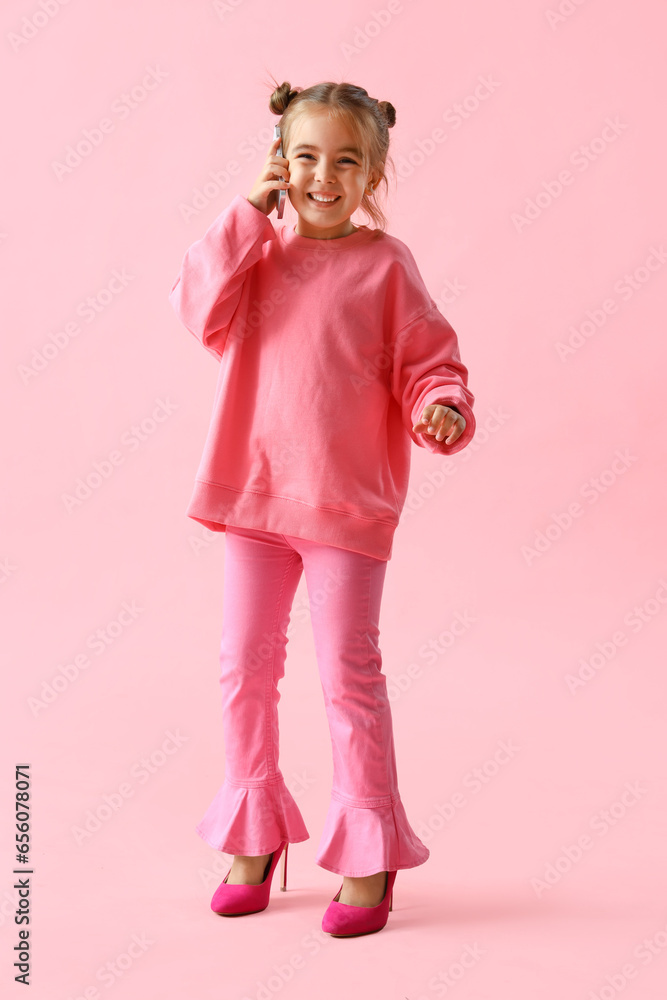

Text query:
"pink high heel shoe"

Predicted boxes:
[[321, 869, 397, 937], [211, 840, 289, 916]]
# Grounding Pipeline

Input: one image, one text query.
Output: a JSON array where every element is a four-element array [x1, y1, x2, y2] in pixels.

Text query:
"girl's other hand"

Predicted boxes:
[[247, 135, 291, 216], [412, 404, 466, 445]]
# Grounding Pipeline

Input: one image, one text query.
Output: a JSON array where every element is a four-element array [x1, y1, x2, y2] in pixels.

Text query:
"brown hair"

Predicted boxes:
[[264, 76, 397, 232]]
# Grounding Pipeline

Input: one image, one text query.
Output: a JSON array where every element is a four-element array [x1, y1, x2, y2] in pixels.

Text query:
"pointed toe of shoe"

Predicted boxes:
[[321, 898, 388, 936], [211, 881, 270, 916], [321, 871, 396, 936]]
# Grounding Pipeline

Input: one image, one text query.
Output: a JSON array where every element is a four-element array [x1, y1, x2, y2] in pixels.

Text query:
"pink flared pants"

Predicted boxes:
[[195, 524, 430, 877]]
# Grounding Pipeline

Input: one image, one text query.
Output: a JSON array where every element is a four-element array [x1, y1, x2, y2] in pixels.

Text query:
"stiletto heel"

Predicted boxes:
[[280, 841, 288, 891], [210, 840, 289, 916], [322, 870, 397, 937]]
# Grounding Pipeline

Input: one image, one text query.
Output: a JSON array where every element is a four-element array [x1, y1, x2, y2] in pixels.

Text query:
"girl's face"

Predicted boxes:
[[285, 110, 379, 239]]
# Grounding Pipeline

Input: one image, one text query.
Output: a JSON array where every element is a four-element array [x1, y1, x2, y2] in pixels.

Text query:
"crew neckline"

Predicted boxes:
[[279, 222, 377, 251]]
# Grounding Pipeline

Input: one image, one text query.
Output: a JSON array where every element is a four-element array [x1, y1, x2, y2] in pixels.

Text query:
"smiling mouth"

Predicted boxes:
[[307, 193, 341, 204]]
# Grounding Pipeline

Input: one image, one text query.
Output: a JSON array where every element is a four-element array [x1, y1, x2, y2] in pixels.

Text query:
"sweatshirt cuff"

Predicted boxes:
[[236, 193, 275, 226], [413, 391, 476, 457]]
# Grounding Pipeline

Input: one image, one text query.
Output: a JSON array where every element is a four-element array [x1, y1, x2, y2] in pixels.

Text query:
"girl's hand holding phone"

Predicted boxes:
[[247, 135, 291, 216], [412, 404, 466, 445]]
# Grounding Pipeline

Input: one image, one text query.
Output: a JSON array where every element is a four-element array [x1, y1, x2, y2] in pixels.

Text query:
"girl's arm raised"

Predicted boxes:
[[168, 194, 277, 360]]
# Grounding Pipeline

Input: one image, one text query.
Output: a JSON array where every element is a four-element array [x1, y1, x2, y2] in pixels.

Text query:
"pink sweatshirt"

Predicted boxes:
[[168, 194, 475, 561]]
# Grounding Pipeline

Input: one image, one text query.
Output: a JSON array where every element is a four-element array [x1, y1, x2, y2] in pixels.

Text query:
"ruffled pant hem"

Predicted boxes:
[[314, 792, 430, 877], [194, 775, 310, 855]]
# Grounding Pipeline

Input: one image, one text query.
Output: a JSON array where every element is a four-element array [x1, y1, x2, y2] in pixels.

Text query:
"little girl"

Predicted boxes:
[[168, 79, 476, 937]]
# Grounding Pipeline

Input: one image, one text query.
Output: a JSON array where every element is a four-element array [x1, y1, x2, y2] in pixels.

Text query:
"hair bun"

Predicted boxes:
[[378, 101, 396, 128], [269, 81, 300, 116]]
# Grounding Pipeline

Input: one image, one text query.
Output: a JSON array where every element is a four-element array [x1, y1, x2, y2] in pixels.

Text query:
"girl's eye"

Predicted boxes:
[[297, 154, 357, 164]]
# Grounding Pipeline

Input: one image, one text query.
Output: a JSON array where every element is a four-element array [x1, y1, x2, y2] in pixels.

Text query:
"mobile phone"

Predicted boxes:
[[274, 124, 286, 219]]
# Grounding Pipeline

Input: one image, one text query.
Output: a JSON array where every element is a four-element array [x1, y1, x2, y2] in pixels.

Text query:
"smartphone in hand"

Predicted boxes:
[[274, 124, 286, 219]]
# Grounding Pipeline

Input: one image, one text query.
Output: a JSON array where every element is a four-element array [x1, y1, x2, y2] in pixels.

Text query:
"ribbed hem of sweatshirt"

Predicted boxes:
[[186, 481, 395, 561]]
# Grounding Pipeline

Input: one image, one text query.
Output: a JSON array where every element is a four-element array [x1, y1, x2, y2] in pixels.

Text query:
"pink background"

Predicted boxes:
[[2, 1, 667, 997]]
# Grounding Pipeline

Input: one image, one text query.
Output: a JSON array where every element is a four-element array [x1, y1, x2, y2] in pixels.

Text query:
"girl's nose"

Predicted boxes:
[[314, 162, 337, 183]]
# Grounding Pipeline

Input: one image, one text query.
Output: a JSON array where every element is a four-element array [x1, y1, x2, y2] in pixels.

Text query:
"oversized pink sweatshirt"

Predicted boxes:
[[168, 194, 476, 561]]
